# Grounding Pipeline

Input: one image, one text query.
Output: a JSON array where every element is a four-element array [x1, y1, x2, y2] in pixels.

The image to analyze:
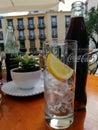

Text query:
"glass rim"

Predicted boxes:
[[64, 39, 77, 43]]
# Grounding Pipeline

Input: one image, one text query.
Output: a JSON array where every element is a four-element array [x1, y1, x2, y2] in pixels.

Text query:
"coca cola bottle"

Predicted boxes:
[[0, 50, 2, 85], [65, 1, 89, 110], [4, 26, 19, 81]]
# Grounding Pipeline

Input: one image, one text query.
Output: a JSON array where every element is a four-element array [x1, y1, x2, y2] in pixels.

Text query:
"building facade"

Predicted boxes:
[[0, 10, 71, 53]]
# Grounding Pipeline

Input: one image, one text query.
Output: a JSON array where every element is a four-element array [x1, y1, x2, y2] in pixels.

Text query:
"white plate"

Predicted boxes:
[[1, 79, 44, 97]]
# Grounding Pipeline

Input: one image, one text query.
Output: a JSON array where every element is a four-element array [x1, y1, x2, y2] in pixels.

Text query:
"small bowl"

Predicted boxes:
[[11, 68, 41, 89]]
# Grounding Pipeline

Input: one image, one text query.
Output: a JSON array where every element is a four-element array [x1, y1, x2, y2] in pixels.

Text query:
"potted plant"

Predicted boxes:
[[10, 54, 41, 89]]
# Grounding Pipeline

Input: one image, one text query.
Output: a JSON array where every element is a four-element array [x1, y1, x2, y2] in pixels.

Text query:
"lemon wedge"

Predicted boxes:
[[46, 53, 73, 82]]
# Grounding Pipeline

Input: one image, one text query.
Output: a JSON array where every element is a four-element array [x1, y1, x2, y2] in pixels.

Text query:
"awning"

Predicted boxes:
[[0, 0, 65, 13]]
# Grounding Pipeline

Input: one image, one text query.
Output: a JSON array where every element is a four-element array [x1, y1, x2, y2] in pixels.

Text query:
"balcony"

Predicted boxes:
[[19, 48, 27, 53], [18, 35, 26, 41], [27, 24, 35, 30], [52, 34, 58, 38], [39, 34, 46, 40], [28, 35, 36, 40], [51, 22, 57, 28], [17, 25, 25, 30], [38, 23, 45, 29]]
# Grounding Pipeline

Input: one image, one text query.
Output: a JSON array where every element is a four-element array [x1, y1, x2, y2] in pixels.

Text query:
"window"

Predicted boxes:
[[29, 30, 34, 37], [65, 16, 71, 28], [52, 28, 58, 38], [38, 17, 45, 28], [19, 31, 25, 40], [29, 30, 35, 40], [0, 19, 2, 28], [17, 18, 24, 30], [28, 18, 34, 29], [40, 40, 44, 49], [51, 16, 58, 38], [18, 18, 23, 26], [30, 41, 35, 48], [7, 19, 13, 27], [51, 16, 57, 27], [39, 29, 45, 39], [28, 18, 34, 25], [20, 41, 25, 48], [0, 31, 3, 40]]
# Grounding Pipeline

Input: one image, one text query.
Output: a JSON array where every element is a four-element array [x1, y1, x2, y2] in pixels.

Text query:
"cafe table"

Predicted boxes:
[[0, 74, 98, 130]]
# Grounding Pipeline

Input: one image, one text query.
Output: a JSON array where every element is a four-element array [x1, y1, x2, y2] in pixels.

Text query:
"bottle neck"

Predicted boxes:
[[71, 1, 84, 18], [5, 26, 18, 54], [5, 26, 15, 43], [6, 31, 15, 42]]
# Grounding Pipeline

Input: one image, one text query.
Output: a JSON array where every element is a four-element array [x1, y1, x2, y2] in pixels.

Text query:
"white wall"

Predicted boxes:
[[88, 0, 98, 10]]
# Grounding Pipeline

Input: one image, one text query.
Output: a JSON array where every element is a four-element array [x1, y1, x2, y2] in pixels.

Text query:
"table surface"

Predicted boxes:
[[0, 74, 98, 130]]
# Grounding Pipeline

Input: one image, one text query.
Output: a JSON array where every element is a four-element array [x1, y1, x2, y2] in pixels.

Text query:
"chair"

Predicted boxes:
[[88, 50, 98, 75]]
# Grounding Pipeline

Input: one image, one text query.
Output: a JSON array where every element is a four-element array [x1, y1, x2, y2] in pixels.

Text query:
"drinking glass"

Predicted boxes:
[[43, 40, 77, 129]]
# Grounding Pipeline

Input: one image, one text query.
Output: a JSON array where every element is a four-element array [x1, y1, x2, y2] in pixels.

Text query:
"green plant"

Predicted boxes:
[[12, 55, 40, 72], [85, 7, 98, 48]]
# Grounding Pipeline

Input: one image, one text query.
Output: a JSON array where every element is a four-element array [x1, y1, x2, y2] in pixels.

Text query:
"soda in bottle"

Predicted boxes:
[[0, 54, 2, 85], [4, 26, 19, 82]]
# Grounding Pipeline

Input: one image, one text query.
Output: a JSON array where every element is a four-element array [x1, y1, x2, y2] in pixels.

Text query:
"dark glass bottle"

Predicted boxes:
[[65, 1, 89, 110], [4, 26, 19, 82], [0, 56, 2, 85]]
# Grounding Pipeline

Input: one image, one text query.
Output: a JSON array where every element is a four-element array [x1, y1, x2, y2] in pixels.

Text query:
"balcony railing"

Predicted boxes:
[[52, 34, 58, 38], [28, 35, 36, 40], [39, 34, 46, 40], [18, 35, 26, 41], [51, 22, 57, 28], [38, 23, 45, 29], [27, 24, 35, 30], [17, 25, 25, 30], [19, 48, 27, 53]]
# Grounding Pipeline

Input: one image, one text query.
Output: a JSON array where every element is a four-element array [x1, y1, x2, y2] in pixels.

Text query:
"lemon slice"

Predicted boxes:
[[46, 53, 73, 82]]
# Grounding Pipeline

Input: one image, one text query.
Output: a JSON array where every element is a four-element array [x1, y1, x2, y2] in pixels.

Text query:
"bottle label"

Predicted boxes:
[[66, 48, 89, 63], [78, 48, 89, 63], [66, 53, 77, 62], [77, 53, 88, 63]]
